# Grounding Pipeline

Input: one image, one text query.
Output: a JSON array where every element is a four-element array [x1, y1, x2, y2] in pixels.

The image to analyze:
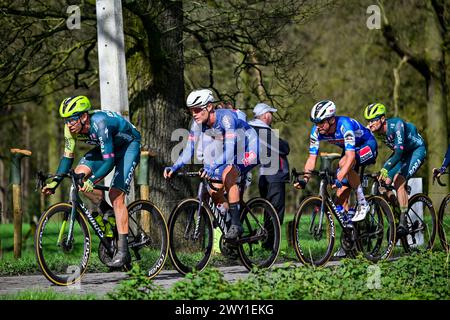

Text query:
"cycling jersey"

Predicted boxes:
[[172, 109, 258, 178], [380, 117, 425, 174], [55, 110, 141, 193], [441, 144, 450, 171], [309, 116, 375, 154]]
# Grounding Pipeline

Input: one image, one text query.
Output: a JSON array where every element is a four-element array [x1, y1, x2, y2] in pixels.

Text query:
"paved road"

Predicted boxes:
[[0, 260, 343, 298]]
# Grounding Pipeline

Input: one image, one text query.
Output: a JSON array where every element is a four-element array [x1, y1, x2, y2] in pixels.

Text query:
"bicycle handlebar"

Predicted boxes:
[[433, 171, 448, 187], [36, 170, 109, 192]]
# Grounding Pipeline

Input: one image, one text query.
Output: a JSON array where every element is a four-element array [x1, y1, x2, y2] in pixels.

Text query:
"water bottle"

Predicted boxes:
[[346, 208, 356, 224], [92, 211, 106, 232], [103, 211, 115, 238], [217, 203, 227, 217]]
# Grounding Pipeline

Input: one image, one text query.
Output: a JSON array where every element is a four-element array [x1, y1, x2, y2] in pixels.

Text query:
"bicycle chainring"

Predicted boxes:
[[98, 239, 116, 265]]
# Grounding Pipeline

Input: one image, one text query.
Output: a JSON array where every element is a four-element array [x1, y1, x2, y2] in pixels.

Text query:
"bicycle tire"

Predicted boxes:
[[238, 197, 281, 271], [168, 198, 214, 275], [127, 200, 169, 279], [355, 195, 396, 262], [437, 194, 450, 252], [292, 196, 335, 266], [400, 193, 437, 253], [35, 202, 91, 286]]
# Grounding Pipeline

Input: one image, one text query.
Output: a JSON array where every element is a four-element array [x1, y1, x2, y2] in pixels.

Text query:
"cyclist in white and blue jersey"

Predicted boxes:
[[164, 89, 259, 240], [294, 100, 378, 222]]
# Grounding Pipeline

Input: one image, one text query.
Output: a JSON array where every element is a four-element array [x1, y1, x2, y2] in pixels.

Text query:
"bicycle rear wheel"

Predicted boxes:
[[238, 198, 280, 271], [356, 196, 396, 262], [401, 193, 437, 252], [127, 200, 169, 279], [168, 199, 214, 275], [438, 194, 450, 252], [35, 203, 90, 286], [293, 196, 335, 266]]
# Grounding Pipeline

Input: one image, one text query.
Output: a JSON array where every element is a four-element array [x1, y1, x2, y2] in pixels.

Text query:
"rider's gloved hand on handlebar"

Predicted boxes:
[[42, 181, 58, 195], [80, 179, 94, 193], [433, 166, 446, 178], [199, 167, 214, 179], [294, 177, 307, 189], [333, 179, 343, 189], [163, 167, 175, 179]]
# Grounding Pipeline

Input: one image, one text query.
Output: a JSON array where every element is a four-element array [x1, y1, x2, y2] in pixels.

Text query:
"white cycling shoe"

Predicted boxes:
[[351, 203, 370, 222]]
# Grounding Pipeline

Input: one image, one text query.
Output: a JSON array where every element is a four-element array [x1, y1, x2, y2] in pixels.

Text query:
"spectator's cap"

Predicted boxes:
[[253, 103, 277, 117]]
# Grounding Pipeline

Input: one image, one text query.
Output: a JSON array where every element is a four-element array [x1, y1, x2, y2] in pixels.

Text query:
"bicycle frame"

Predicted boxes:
[[57, 172, 115, 255]]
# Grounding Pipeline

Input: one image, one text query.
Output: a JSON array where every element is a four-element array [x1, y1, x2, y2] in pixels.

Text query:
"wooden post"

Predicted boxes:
[[10, 148, 32, 259], [137, 149, 156, 232]]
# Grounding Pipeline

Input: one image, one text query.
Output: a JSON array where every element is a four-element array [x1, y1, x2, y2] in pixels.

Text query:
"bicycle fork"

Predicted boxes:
[[183, 182, 205, 241]]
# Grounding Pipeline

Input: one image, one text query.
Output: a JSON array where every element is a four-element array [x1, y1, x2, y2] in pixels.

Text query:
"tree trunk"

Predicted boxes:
[[424, 1, 448, 200], [129, 1, 191, 216]]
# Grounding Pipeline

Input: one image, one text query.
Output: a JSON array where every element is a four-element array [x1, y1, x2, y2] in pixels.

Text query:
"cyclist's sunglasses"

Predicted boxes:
[[367, 117, 382, 125], [64, 113, 83, 124], [312, 118, 329, 125]]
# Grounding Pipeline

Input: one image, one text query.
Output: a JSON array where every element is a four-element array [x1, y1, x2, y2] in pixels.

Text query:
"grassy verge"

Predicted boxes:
[[109, 251, 450, 300]]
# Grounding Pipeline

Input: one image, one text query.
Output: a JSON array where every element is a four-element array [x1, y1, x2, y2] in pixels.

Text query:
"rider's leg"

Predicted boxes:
[[105, 140, 140, 267], [222, 165, 242, 239], [394, 174, 408, 232]]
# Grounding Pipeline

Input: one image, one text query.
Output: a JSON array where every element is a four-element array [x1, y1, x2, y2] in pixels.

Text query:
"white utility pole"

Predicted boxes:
[[96, 0, 134, 202]]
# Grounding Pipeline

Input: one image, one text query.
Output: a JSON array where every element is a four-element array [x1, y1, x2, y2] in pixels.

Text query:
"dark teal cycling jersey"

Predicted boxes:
[[55, 110, 141, 187], [380, 117, 425, 173]]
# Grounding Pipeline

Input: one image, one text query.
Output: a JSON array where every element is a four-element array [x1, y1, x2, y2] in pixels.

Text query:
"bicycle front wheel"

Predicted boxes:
[[238, 198, 281, 271], [438, 194, 450, 252], [401, 193, 437, 252], [168, 199, 214, 275], [293, 196, 335, 266], [127, 200, 169, 279], [35, 203, 90, 286], [356, 196, 396, 262]]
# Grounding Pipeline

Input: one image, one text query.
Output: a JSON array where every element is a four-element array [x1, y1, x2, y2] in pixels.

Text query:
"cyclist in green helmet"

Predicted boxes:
[[42, 95, 142, 268], [364, 103, 427, 236]]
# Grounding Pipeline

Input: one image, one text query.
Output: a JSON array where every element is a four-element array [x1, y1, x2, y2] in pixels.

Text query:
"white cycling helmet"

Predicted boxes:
[[186, 89, 215, 108], [310, 100, 336, 123]]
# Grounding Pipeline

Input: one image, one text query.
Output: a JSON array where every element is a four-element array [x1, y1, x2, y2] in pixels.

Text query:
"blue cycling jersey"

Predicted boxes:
[[173, 109, 258, 173], [309, 116, 374, 155], [442, 144, 450, 171]]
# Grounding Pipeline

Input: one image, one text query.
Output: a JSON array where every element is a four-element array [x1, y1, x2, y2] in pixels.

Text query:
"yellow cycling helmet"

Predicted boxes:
[[364, 103, 386, 120], [59, 95, 91, 118]]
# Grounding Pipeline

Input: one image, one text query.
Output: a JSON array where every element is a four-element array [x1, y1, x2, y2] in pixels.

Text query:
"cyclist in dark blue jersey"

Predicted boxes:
[[42, 95, 141, 268], [433, 144, 450, 178], [164, 89, 259, 240], [364, 103, 427, 235], [294, 100, 378, 222]]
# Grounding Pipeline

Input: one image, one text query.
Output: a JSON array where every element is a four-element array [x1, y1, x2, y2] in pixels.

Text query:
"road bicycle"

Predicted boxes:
[[35, 170, 169, 286], [362, 172, 436, 253], [167, 171, 281, 275], [433, 171, 449, 252], [291, 168, 396, 266]]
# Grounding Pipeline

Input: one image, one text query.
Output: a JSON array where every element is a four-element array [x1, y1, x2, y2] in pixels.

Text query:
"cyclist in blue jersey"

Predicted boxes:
[[364, 103, 427, 235], [294, 100, 378, 222], [42, 95, 141, 268], [164, 89, 259, 240], [433, 144, 450, 178]]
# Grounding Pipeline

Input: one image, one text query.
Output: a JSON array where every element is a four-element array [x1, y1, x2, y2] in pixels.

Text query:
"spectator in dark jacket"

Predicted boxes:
[[248, 103, 290, 228]]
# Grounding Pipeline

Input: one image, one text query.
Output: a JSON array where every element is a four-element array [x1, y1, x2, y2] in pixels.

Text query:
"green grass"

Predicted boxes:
[[109, 250, 450, 300], [0, 289, 99, 300]]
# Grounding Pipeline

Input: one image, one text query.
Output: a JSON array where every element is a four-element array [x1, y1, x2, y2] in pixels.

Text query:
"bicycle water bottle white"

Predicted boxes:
[[217, 203, 227, 217], [347, 208, 356, 224]]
